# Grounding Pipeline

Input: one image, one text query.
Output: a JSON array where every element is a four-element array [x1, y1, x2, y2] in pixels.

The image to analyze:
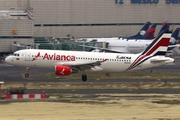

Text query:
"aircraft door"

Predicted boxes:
[[25, 51, 31, 61]]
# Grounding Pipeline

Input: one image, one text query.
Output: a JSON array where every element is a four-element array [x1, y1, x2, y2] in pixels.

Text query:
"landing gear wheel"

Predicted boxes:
[[25, 67, 30, 78], [25, 73, 29, 78], [82, 74, 87, 82]]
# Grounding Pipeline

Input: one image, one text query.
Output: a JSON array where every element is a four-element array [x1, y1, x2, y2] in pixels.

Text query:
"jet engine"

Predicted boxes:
[[55, 66, 71, 76]]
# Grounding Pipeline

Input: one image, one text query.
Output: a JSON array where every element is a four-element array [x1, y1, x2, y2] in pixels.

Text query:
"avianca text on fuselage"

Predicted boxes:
[[43, 53, 75, 61]]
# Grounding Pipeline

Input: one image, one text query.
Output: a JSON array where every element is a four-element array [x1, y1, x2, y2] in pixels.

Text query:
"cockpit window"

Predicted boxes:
[[13, 53, 20, 56]]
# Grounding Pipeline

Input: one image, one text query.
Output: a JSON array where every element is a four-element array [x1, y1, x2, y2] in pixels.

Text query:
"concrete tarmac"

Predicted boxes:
[[0, 58, 180, 83], [0, 58, 180, 94], [3, 89, 179, 94]]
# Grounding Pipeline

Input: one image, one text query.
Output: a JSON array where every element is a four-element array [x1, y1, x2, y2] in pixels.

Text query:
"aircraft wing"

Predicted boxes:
[[101, 48, 129, 53], [55, 60, 107, 71], [79, 45, 126, 53]]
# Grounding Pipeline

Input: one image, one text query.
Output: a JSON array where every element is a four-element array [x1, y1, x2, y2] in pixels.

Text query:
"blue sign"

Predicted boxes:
[[115, 0, 180, 4], [166, 0, 180, 4], [115, 0, 124, 4], [131, 0, 159, 4]]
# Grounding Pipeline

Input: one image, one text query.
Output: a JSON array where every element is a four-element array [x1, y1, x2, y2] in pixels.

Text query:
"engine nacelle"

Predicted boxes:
[[55, 66, 71, 76]]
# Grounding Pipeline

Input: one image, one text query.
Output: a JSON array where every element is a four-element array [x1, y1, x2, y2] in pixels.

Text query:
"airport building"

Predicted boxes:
[[0, 0, 180, 55]]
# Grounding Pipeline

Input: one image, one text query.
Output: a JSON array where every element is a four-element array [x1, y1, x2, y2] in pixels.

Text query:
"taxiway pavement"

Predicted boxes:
[[1, 58, 180, 94]]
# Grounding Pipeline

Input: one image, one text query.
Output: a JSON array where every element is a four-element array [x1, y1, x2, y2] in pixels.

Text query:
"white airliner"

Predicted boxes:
[[79, 22, 173, 53], [80, 28, 179, 53], [5, 31, 174, 81]]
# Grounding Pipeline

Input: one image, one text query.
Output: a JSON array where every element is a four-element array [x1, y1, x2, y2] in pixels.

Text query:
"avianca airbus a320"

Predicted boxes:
[[5, 31, 174, 81]]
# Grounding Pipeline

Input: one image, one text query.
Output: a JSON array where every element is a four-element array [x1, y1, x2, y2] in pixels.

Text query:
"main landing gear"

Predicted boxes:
[[24, 67, 30, 78], [81, 74, 87, 82]]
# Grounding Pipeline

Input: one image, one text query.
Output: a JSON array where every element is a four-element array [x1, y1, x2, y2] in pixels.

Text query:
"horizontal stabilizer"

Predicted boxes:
[[150, 57, 174, 63]]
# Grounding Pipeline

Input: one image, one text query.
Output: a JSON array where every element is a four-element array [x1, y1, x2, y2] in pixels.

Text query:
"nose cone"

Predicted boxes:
[[5, 56, 12, 65]]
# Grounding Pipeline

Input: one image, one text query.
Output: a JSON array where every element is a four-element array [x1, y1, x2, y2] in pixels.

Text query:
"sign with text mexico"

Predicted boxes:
[[115, 0, 180, 4]]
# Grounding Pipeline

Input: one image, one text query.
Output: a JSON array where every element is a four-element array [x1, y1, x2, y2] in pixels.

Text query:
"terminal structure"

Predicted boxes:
[[0, 0, 179, 57]]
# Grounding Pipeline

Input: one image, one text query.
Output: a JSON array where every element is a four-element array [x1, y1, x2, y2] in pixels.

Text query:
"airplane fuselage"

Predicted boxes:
[[4, 31, 175, 81], [6, 49, 173, 72]]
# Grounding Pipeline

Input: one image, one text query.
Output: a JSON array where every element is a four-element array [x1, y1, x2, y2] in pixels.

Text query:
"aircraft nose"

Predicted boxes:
[[5, 56, 12, 64]]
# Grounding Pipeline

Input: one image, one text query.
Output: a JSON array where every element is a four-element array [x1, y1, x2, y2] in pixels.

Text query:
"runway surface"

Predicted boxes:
[[0, 58, 180, 94], [0, 58, 180, 83], [2, 89, 180, 94]]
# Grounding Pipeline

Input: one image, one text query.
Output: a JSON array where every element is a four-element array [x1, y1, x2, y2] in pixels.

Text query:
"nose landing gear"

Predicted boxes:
[[25, 73, 29, 77], [24, 67, 30, 78]]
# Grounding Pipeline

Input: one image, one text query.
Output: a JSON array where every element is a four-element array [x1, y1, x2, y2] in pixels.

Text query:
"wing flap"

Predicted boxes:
[[57, 61, 103, 66], [55, 59, 107, 71]]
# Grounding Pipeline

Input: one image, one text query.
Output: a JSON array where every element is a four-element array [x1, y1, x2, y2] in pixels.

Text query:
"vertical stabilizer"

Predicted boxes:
[[158, 22, 170, 35], [126, 21, 151, 39], [141, 23, 157, 39]]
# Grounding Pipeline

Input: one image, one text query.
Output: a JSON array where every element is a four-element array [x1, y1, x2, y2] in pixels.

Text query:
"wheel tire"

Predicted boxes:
[[82, 74, 87, 82], [25, 73, 29, 78]]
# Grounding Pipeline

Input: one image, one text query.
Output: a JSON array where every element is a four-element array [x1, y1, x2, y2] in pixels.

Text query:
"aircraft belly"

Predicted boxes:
[[129, 61, 164, 71], [102, 62, 128, 72], [35, 60, 54, 68]]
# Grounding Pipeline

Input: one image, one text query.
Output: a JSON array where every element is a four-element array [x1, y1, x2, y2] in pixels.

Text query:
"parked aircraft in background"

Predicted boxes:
[[81, 28, 179, 54], [81, 22, 169, 43], [140, 23, 156, 39], [5, 31, 174, 81], [125, 22, 170, 40], [79, 21, 151, 42], [124, 21, 151, 39], [158, 22, 170, 35], [120, 22, 157, 40]]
